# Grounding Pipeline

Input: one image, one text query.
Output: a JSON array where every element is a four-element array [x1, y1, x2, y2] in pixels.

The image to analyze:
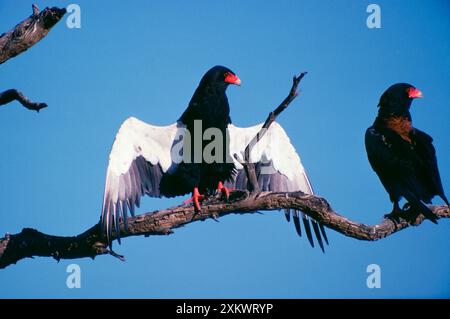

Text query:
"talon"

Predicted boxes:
[[384, 213, 401, 224], [384, 203, 403, 223], [183, 187, 205, 211], [217, 181, 234, 200]]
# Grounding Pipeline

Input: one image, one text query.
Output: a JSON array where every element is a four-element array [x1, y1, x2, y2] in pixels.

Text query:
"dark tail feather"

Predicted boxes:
[[311, 221, 325, 253], [292, 210, 302, 236], [319, 223, 329, 245], [440, 194, 449, 207], [301, 213, 314, 248], [284, 209, 291, 222], [404, 192, 438, 224]]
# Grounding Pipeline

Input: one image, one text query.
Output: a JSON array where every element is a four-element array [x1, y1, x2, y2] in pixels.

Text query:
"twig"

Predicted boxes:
[[241, 72, 307, 192], [0, 89, 47, 112], [0, 5, 66, 64], [0, 5, 66, 111]]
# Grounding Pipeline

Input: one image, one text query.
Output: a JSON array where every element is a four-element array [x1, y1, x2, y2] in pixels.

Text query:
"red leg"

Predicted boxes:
[[217, 181, 234, 199], [183, 187, 205, 211]]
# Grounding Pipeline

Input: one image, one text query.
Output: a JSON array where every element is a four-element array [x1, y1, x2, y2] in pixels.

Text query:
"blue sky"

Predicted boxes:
[[0, 0, 449, 298]]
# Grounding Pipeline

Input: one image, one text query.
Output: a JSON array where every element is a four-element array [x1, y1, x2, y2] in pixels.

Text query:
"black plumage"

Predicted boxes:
[[160, 65, 239, 198], [365, 83, 448, 223]]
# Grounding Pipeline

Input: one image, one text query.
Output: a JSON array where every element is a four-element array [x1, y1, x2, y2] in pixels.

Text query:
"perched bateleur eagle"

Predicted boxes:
[[101, 66, 328, 250], [365, 83, 448, 223]]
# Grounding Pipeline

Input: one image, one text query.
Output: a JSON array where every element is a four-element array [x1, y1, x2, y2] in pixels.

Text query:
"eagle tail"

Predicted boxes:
[[403, 191, 438, 224]]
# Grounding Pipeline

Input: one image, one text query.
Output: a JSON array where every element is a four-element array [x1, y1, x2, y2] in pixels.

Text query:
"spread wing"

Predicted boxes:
[[227, 122, 328, 251], [101, 117, 181, 243]]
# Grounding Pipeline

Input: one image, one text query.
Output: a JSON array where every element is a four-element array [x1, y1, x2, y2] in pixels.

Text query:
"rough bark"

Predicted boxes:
[[0, 5, 66, 111], [0, 191, 448, 269], [0, 4, 66, 64]]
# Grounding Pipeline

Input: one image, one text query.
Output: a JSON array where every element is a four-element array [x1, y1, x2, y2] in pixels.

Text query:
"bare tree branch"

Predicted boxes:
[[0, 89, 47, 112], [0, 70, 447, 270], [0, 191, 448, 269], [0, 5, 66, 112], [237, 72, 307, 192], [0, 4, 66, 64]]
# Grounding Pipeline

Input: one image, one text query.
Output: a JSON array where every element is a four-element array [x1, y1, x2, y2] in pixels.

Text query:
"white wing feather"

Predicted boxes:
[[228, 122, 313, 194], [101, 117, 326, 249], [101, 117, 179, 241], [228, 122, 327, 251]]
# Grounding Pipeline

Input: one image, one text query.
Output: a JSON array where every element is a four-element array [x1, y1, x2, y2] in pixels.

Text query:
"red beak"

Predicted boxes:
[[224, 73, 241, 86], [408, 87, 423, 99]]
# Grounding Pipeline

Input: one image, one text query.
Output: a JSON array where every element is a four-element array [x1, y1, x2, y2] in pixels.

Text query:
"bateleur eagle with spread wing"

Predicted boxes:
[[100, 66, 327, 250]]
